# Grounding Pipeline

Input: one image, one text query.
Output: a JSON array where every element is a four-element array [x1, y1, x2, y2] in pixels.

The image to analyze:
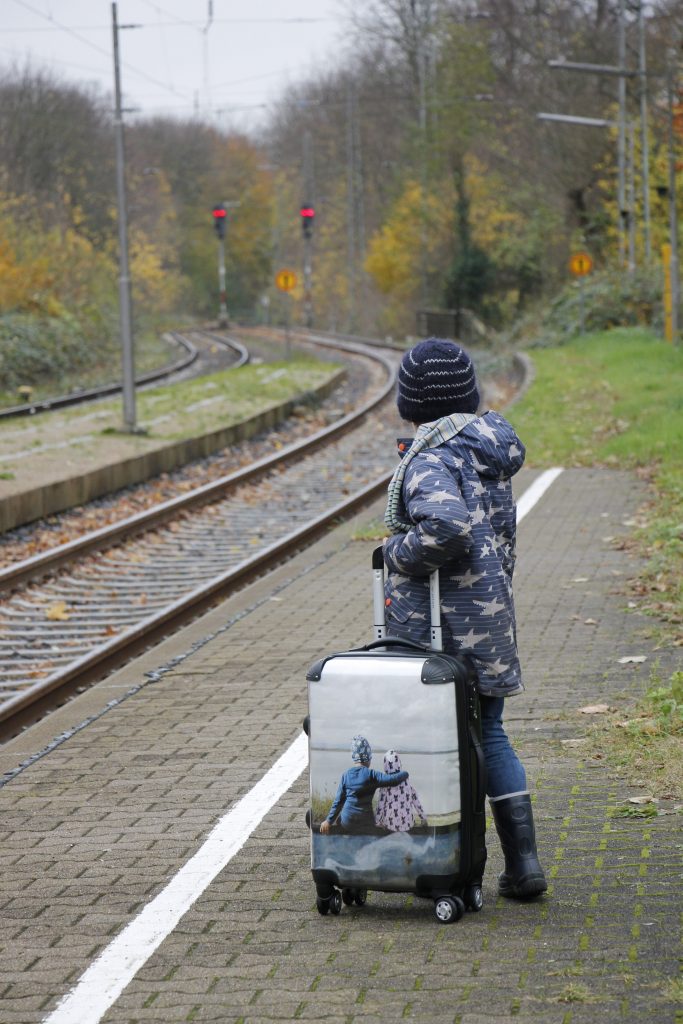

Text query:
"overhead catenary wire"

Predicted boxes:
[[0, 16, 334, 32], [7, 0, 190, 99]]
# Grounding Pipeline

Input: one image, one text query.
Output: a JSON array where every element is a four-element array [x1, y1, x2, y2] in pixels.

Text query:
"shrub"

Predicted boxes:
[[0, 310, 115, 391], [505, 268, 663, 348]]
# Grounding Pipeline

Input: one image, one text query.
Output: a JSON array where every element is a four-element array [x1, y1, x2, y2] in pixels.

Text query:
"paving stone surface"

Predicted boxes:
[[0, 467, 681, 1024]]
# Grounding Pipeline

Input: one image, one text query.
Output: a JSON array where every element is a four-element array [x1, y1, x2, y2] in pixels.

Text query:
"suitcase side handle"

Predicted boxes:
[[372, 545, 442, 652], [468, 723, 487, 810]]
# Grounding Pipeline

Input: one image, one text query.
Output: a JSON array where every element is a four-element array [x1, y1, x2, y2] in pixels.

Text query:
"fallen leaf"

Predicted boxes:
[[617, 655, 647, 664], [628, 796, 657, 805], [579, 704, 611, 715], [572, 577, 589, 583], [46, 601, 70, 622], [584, 618, 598, 625]]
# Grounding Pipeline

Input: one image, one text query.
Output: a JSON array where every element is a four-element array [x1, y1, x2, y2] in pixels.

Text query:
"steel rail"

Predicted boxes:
[[0, 331, 397, 738], [0, 333, 525, 740], [0, 470, 391, 739], [195, 330, 249, 368], [0, 336, 395, 591], [0, 330, 248, 420]]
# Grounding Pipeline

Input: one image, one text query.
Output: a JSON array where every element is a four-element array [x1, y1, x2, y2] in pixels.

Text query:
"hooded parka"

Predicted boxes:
[[383, 409, 525, 698]]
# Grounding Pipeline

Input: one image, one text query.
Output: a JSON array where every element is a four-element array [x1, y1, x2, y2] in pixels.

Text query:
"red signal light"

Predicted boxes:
[[300, 206, 315, 218], [212, 205, 227, 240]]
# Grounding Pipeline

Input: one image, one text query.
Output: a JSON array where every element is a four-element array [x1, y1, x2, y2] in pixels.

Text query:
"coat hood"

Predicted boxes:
[[452, 411, 525, 480]]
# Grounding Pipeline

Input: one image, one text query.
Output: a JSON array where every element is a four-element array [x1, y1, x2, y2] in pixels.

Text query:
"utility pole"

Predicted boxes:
[[202, 1, 213, 117], [628, 121, 636, 271], [416, 0, 431, 314], [111, 1, 136, 433], [617, 0, 628, 267], [353, 94, 367, 331], [665, 56, 680, 342], [637, 1, 651, 263], [547, 12, 639, 272], [345, 85, 357, 333]]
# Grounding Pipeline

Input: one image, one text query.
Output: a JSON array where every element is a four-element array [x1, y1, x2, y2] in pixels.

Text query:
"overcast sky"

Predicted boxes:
[[2, 1, 353, 130]]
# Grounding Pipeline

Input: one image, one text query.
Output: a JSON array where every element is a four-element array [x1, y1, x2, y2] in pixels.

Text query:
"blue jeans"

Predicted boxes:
[[479, 695, 527, 799]]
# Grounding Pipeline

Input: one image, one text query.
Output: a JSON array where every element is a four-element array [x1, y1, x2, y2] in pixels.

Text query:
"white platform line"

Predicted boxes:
[[516, 467, 564, 523], [42, 467, 563, 1024], [43, 733, 308, 1024]]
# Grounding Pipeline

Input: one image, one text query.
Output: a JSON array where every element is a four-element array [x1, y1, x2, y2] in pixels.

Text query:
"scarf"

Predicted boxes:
[[384, 412, 477, 534]]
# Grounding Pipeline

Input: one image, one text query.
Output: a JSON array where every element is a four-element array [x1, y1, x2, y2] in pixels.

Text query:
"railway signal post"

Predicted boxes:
[[212, 201, 239, 329], [569, 251, 594, 334], [212, 205, 228, 328], [300, 205, 315, 328], [276, 268, 297, 359]]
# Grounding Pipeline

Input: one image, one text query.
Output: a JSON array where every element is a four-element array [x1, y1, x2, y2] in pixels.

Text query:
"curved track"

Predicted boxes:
[[0, 332, 399, 738], [0, 329, 248, 419]]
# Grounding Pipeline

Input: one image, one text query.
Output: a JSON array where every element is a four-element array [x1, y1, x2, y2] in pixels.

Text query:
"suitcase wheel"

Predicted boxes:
[[342, 887, 368, 907], [464, 884, 484, 912], [317, 889, 342, 916], [302, 715, 310, 736], [434, 896, 465, 924]]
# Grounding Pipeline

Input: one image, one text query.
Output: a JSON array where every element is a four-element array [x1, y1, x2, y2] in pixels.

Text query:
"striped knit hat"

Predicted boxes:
[[396, 338, 480, 424]]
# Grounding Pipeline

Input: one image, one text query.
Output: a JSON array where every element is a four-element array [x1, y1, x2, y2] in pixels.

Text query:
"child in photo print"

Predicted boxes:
[[319, 736, 409, 835], [374, 750, 428, 832]]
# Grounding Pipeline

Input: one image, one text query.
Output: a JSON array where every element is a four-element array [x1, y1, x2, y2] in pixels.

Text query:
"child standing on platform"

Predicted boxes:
[[382, 337, 547, 900]]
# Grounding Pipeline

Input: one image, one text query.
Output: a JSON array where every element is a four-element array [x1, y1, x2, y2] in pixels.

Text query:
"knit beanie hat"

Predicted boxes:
[[351, 735, 372, 765], [396, 337, 480, 423]]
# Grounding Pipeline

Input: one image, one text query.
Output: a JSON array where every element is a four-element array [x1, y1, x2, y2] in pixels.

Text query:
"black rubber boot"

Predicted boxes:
[[490, 793, 547, 900]]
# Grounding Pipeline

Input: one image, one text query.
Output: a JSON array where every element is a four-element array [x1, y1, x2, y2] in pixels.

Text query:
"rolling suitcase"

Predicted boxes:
[[304, 546, 487, 923]]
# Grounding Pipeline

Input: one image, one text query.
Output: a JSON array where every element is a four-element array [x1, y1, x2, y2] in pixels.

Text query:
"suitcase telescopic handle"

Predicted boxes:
[[361, 638, 430, 653], [372, 546, 442, 652]]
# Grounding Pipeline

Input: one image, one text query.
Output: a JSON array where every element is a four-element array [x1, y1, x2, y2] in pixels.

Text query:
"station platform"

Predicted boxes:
[[1, 466, 681, 1023], [0, 363, 344, 534]]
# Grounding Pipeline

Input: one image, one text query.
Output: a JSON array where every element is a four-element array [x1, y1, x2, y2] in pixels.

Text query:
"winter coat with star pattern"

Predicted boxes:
[[383, 410, 525, 698]]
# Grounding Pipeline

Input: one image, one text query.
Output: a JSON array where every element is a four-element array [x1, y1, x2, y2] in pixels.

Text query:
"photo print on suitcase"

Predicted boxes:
[[309, 655, 463, 891]]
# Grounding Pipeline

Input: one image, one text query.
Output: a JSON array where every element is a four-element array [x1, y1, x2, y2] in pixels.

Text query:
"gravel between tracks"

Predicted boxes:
[[0, 350, 384, 566], [0, 344, 513, 567]]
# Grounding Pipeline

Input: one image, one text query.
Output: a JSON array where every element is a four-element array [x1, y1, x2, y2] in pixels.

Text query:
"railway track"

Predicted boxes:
[[0, 329, 248, 419], [0, 331, 400, 739]]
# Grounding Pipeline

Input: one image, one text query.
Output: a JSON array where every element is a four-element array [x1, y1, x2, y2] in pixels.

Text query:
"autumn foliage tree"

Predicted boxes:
[[0, 68, 275, 391], [0, 0, 680, 385]]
